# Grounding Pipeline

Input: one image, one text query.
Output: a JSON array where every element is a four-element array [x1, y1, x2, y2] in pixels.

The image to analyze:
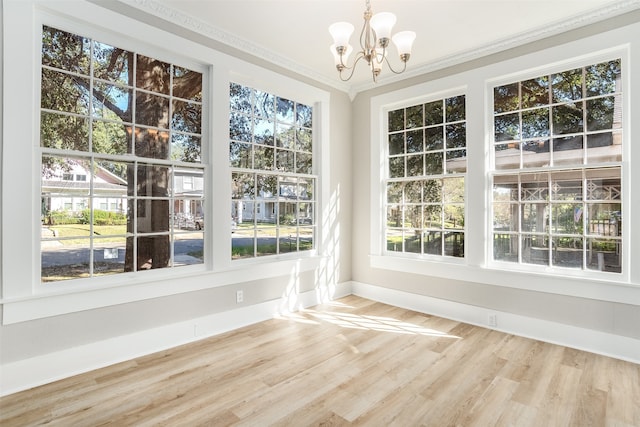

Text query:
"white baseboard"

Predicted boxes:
[[0, 282, 352, 397], [351, 281, 640, 365]]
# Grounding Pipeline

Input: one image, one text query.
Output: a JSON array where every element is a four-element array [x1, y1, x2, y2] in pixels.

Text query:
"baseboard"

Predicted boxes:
[[351, 281, 640, 364], [0, 282, 352, 397]]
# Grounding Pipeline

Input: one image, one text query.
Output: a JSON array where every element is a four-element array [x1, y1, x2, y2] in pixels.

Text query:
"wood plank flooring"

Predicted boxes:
[[1, 295, 639, 426]]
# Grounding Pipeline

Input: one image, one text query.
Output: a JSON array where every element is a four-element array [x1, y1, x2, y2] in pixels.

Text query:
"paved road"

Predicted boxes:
[[40, 236, 275, 267]]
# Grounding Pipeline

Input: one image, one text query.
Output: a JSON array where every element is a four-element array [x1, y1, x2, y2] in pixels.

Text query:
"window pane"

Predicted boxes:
[[522, 108, 549, 138], [136, 55, 170, 94], [172, 100, 202, 134], [404, 181, 422, 203], [551, 171, 582, 201], [254, 146, 274, 170], [136, 199, 170, 233], [446, 123, 466, 149], [230, 112, 252, 142], [255, 117, 275, 146], [425, 126, 443, 151], [386, 229, 403, 252], [92, 120, 129, 155], [276, 123, 294, 149], [171, 133, 201, 163], [521, 76, 549, 109], [232, 173, 255, 199], [296, 103, 313, 128], [424, 100, 443, 125], [406, 104, 423, 129], [389, 157, 404, 178], [135, 93, 170, 128], [174, 233, 204, 267], [586, 168, 621, 201], [585, 59, 621, 97], [387, 181, 403, 203], [131, 235, 170, 269], [522, 203, 548, 233], [41, 112, 89, 151], [230, 83, 252, 114], [297, 128, 312, 152], [553, 237, 583, 269], [444, 232, 464, 257], [42, 238, 91, 282], [446, 95, 465, 122], [423, 179, 442, 203], [92, 82, 132, 122], [552, 103, 583, 135], [404, 233, 422, 254], [444, 205, 464, 230], [388, 109, 404, 132], [494, 83, 519, 113], [296, 152, 312, 174], [41, 69, 90, 115], [494, 233, 518, 262], [587, 132, 621, 163], [276, 97, 295, 123], [93, 41, 131, 85], [406, 130, 423, 153], [387, 205, 402, 227], [495, 143, 521, 170], [552, 68, 582, 103], [423, 231, 442, 255], [173, 66, 202, 102], [425, 153, 443, 175], [135, 128, 170, 160], [522, 235, 550, 266], [42, 26, 90, 75], [495, 113, 520, 141], [446, 149, 467, 174], [494, 203, 518, 231], [93, 237, 127, 277], [587, 203, 621, 236], [587, 238, 621, 272], [137, 164, 170, 197], [586, 97, 615, 131], [406, 154, 423, 177], [424, 205, 442, 228], [255, 90, 275, 118], [522, 140, 550, 169]]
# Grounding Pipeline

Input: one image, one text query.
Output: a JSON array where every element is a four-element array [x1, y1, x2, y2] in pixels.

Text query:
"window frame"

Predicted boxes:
[[486, 53, 629, 282], [1, 1, 330, 324], [382, 92, 468, 260]]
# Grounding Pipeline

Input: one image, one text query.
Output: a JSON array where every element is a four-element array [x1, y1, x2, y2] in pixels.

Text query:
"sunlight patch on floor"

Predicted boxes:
[[281, 309, 461, 339]]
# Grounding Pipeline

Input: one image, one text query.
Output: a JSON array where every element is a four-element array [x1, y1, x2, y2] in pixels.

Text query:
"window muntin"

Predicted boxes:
[[385, 95, 466, 257], [229, 83, 315, 259], [491, 59, 622, 273], [40, 26, 205, 282]]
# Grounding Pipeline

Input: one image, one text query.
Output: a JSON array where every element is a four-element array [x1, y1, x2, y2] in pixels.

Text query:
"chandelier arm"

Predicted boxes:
[[339, 53, 367, 81], [383, 55, 409, 75]]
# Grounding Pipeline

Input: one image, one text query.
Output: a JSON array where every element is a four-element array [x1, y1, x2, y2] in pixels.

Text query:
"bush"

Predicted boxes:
[[46, 210, 81, 225], [80, 209, 127, 225]]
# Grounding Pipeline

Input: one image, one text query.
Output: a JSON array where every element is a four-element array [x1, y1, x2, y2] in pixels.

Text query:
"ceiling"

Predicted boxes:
[[141, 0, 637, 93]]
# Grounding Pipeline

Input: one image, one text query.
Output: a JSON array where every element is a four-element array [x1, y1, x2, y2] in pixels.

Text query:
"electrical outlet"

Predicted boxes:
[[236, 290, 244, 303], [488, 313, 497, 327]]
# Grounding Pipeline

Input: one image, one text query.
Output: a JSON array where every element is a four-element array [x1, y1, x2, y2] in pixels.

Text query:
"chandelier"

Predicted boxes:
[[329, 0, 416, 82]]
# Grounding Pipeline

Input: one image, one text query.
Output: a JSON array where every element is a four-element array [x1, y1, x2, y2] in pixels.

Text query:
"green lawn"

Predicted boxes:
[[45, 225, 127, 245]]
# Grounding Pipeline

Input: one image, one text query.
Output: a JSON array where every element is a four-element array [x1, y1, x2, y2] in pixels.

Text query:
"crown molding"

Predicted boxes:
[[123, 0, 351, 93], [121, 0, 639, 98]]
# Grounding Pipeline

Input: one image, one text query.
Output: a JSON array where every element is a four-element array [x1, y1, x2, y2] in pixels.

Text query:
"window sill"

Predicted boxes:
[[1, 255, 326, 325], [369, 255, 640, 305]]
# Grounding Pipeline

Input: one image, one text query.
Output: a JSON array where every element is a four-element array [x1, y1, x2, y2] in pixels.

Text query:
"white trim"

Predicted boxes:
[[351, 281, 640, 364], [0, 282, 353, 397]]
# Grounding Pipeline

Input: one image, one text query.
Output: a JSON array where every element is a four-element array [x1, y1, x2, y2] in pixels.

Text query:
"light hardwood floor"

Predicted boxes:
[[1, 295, 639, 426]]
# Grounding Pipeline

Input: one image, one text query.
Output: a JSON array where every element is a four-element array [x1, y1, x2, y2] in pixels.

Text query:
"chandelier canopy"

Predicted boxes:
[[329, 0, 416, 83]]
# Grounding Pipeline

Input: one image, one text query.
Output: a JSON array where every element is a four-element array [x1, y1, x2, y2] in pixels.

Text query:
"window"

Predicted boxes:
[[385, 95, 466, 257], [229, 83, 315, 259], [491, 59, 622, 273], [40, 26, 205, 282]]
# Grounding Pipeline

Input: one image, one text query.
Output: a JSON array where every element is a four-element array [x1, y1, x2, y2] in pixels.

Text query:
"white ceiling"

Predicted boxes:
[[144, 0, 638, 93]]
